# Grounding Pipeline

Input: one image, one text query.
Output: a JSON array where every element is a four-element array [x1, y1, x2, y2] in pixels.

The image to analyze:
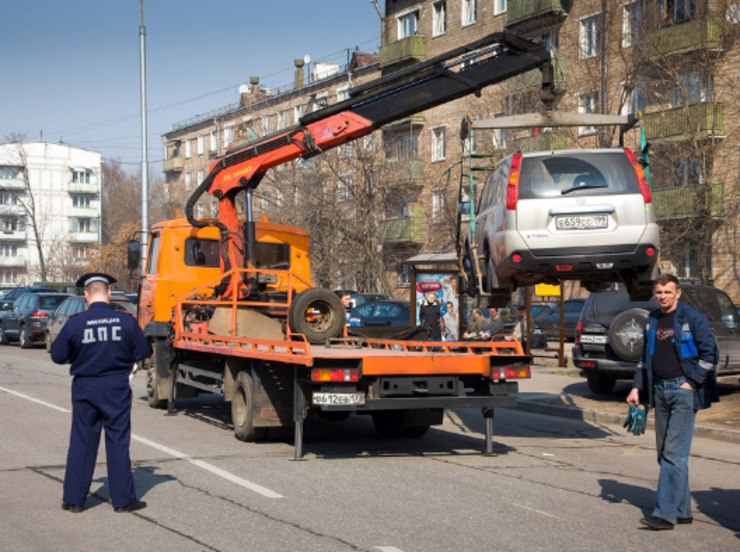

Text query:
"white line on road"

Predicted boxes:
[[375, 547, 406, 552], [512, 502, 560, 519], [0, 385, 284, 499]]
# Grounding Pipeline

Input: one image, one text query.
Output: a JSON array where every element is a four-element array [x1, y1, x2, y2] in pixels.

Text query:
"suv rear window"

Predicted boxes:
[[518, 152, 639, 199], [586, 285, 655, 325]]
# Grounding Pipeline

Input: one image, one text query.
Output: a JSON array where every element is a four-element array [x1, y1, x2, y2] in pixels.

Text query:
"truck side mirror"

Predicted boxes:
[[127, 240, 141, 271]]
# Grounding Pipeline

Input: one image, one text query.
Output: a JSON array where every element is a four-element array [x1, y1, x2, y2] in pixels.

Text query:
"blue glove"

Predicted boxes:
[[623, 405, 647, 436]]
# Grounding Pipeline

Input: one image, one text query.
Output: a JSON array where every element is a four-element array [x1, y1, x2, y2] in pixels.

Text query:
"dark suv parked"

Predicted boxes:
[[573, 281, 740, 394], [0, 292, 71, 348]]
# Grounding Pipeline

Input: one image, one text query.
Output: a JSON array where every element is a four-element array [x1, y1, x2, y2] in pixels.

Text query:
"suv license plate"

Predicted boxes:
[[580, 335, 608, 344], [313, 392, 365, 406], [556, 215, 608, 230]]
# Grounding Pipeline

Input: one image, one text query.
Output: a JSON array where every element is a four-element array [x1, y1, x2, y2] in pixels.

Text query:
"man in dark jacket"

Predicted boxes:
[[627, 274, 719, 530], [419, 292, 442, 340], [51, 272, 152, 513]]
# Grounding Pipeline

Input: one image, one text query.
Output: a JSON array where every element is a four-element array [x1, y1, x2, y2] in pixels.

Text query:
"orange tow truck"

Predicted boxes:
[[129, 32, 552, 458]]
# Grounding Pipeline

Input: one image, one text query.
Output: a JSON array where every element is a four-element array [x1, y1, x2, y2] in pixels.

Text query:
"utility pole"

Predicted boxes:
[[139, 0, 149, 273]]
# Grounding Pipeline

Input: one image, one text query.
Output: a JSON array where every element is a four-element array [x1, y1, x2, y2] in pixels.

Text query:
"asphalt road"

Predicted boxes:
[[1, 345, 739, 552]]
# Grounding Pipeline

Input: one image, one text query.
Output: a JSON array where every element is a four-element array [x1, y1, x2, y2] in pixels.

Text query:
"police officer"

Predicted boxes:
[[51, 272, 151, 513]]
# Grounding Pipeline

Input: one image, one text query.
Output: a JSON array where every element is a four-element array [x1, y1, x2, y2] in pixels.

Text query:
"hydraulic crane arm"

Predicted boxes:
[[183, 31, 552, 298]]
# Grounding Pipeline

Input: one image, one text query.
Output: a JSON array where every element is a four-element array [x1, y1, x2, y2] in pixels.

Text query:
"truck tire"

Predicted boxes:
[[288, 288, 345, 345], [0, 324, 9, 345], [146, 361, 167, 409], [232, 371, 267, 442], [45, 332, 53, 353], [372, 410, 430, 439], [19, 326, 32, 349], [587, 375, 616, 395], [609, 308, 649, 362]]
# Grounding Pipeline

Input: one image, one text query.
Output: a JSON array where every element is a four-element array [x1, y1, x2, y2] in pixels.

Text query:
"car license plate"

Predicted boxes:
[[580, 334, 608, 344], [556, 215, 608, 230], [313, 392, 365, 406]]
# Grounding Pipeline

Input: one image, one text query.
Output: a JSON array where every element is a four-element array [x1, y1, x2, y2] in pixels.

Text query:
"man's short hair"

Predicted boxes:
[[654, 273, 680, 289], [85, 281, 109, 295]]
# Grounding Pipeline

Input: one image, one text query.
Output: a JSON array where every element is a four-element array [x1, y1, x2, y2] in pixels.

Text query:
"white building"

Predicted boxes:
[[0, 142, 101, 284]]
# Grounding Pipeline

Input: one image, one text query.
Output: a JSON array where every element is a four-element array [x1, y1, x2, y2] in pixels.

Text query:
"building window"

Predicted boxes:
[[72, 218, 94, 233], [210, 130, 217, 151], [313, 94, 328, 112], [0, 192, 18, 205], [463, 129, 476, 156], [398, 10, 419, 39], [336, 86, 350, 102], [661, 0, 697, 23], [1, 270, 19, 283], [622, 86, 646, 116], [74, 245, 90, 260], [185, 139, 192, 159], [197, 169, 204, 185], [71, 170, 91, 184], [493, 0, 507, 16], [197, 135, 204, 155], [673, 156, 703, 187], [622, 2, 642, 48], [671, 72, 713, 107], [0, 244, 18, 257], [578, 92, 599, 135], [462, 0, 477, 27], [432, 2, 446, 36], [185, 171, 192, 191], [492, 128, 507, 151], [277, 110, 287, 130], [0, 167, 19, 180], [397, 264, 410, 288], [364, 134, 376, 152], [432, 191, 446, 223], [294, 104, 305, 123], [579, 15, 601, 59], [431, 126, 447, 162], [223, 126, 233, 148], [72, 195, 90, 209], [2, 218, 22, 232], [262, 115, 270, 136]]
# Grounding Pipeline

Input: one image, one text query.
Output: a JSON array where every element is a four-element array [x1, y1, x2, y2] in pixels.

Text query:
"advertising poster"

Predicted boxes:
[[416, 273, 460, 341]]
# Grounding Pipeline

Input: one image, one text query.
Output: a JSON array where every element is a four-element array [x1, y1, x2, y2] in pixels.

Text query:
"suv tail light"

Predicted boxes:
[[31, 311, 49, 319], [505, 152, 523, 210], [575, 321, 583, 344], [622, 147, 651, 204]]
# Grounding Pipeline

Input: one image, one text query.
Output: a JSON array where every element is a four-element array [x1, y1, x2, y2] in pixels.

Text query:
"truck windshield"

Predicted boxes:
[[185, 238, 290, 270]]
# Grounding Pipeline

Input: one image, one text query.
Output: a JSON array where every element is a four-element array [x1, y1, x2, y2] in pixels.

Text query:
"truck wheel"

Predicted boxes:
[[372, 410, 430, 439], [0, 325, 8, 345], [609, 308, 649, 362], [19, 327, 32, 349], [146, 361, 167, 409], [232, 371, 267, 442], [288, 288, 345, 345], [45, 332, 53, 353], [587, 375, 616, 395]]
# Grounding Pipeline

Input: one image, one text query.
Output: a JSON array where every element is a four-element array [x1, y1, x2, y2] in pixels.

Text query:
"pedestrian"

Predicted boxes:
[[419, 292, 442, 340], [626, 273, 719, 530], [463, 308, 486, 339], [479, 308, 504, 339], [51, 272, 152, 514], [339, 291, 354, 326]]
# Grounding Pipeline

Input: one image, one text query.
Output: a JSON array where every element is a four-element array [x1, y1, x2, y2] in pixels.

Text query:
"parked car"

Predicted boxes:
[[533, 298, 587, 341], [0, 292, 71, 348], [334, 290, 393, 309], [45, 295, 137, 352], [0, 286, 59, 310], [572, 281, 740, 394], [350, 300, 411, 327], [463, 148, 659, 307]]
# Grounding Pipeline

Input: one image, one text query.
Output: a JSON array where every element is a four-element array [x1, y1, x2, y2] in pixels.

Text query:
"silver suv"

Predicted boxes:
[[464, 148, 659, 307]]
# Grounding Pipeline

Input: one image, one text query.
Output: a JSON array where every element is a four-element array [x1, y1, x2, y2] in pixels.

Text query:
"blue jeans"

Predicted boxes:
[[652, 376, 696, 523]]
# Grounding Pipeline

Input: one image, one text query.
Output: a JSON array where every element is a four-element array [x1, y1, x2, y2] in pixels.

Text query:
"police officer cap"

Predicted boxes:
[[76, 272, 117, 288]]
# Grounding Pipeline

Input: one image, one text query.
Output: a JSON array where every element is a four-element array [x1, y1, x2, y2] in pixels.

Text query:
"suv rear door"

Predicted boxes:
[[711, 288, 740, 372], [681, 286, 731, 371]]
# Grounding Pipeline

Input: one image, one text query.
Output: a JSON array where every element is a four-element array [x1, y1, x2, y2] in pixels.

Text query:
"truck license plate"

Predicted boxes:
[[556, 215, 608, 230], [313, 392, 365, 406], [580, 335, 608, 344]]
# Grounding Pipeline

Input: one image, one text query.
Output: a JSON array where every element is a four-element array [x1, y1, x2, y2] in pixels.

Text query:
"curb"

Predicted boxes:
[[514, 399, 740, 445]]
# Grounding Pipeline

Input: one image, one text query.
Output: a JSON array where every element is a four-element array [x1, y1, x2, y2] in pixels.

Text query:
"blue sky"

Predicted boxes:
[[0, 1, 381, 170]]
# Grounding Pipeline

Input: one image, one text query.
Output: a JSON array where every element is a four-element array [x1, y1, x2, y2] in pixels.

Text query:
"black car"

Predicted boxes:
[[350, 300, 411, 327], [533, 299, 586, 341], [573, 281, 740, 394], [0, 292, 71, 348]]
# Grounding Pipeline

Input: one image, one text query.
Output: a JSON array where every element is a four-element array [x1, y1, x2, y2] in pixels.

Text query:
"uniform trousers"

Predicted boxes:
[[64, 373, 137, 509]]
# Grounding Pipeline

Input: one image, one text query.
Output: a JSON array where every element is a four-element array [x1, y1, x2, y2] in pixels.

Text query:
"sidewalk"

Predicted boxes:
[[515, 358, 740, 444]]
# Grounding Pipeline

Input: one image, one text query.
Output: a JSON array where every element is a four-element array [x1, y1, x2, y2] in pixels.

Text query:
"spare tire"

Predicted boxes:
[[288, 287, 345, 344], [608, 308, 649, 362]]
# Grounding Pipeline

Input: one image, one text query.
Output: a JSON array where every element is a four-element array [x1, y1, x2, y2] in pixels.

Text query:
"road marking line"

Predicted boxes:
[[375, 547, 405, 552], [0, 386, 283, 499], [512, 503, 560, 519]]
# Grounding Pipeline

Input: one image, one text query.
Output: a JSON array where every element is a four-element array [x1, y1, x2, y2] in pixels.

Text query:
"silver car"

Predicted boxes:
[[465, 148, 660, 307]]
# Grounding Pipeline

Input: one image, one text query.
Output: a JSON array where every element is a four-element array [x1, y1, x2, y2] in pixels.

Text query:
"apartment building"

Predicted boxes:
[[0, 142, 101, 284]]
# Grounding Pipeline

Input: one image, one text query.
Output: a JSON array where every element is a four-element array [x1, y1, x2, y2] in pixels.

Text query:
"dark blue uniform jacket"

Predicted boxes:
[[632, 301, 720, 411], [50, 302, 151, 376]]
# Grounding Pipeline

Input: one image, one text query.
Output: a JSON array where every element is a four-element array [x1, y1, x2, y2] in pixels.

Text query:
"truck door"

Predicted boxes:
[[138, 231, 161, 329]]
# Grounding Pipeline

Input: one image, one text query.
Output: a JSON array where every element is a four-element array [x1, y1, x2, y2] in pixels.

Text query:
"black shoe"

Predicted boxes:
[[114, 500, 147, 513], [677, 517, 693, 525], [61, 502, 84, 513], [640, 516, 674, 530]]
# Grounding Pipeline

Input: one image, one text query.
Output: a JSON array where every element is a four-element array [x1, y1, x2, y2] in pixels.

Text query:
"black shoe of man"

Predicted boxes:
[[61, 502, 84, 513], [114, 500, 147, 513], [677, 517, 693, 524], [640, 516, 674, 530]]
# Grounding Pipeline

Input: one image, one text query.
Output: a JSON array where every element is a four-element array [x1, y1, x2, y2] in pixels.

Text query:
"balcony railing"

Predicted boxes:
[[0, 178, 25, 191], [0, 255, 26, 268], [380, 36, 425, 68], [652, 182, 723, 219], [70, 207, 99, 219], [387, 159, 424, 183], [507, 58, 567, 94], [379, 216, 425, 244], [506, 0, 572, 29], [0, 230, 26, 241], [511, 132, 568, 152], [68, 232, 99, 243], [0, 204, 26, 217], [68, 181, 99, 194], [163, 156, 184, 173], [642, 102, 723, 142], [646, 16, 723, 58]]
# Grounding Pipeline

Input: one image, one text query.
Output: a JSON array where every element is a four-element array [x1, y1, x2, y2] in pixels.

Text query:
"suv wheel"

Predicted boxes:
[[19, 326, 32, 349], [587, 375, 616, 394], [0, 325, 8, 345], [609, 308, 649, 362]]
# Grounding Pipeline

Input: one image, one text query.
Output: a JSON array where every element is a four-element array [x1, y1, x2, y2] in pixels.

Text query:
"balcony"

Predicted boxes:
[[163, 156, 184, 173], [379, 216, 424, 244], [0, 255, 26, 268], [380, 36, 425, 69], [387, 159, 424, 183], [70, 206, 99, 219], [652, 182, 723, 220], [0, 178, 25, 191], [507, 57, 567, 94], [506, 0, 572, 32], [67, 232, 99, 244], [646, 16, 723, 58], [68, 181, 99, 194], [642, 102, 723, 142], [511, 132, 567, 152], [0, 229, 26, 242], [0, 204, 25, 217]]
